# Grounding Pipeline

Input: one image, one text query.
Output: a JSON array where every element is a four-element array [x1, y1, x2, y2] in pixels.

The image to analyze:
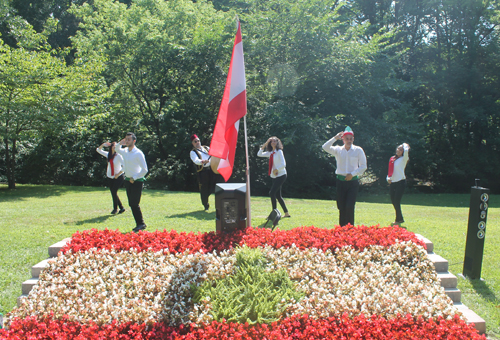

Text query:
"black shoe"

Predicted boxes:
[[132, 224, 147, 233], [118, 208, 126, 214], [111, 209, 118, 215]]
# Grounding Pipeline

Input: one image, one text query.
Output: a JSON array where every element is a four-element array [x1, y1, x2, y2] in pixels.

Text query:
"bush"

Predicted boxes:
[[191, 246, 304, 324]]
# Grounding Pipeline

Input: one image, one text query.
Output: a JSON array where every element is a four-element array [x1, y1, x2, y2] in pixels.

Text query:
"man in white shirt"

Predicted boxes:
[[322, 126, 367, 226], [116, 132, 148, 232], [190, 134, 215, 210]]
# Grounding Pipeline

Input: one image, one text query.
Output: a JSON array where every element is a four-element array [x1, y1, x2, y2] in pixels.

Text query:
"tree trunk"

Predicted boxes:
[[4, 137, 16, 189]]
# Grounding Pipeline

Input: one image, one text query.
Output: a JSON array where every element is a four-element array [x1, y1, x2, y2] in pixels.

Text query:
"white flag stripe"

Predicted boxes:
[[228, 41, 246, 102]]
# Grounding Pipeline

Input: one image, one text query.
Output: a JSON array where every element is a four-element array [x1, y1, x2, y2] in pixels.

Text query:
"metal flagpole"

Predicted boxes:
[[243, 114, 251, 227]]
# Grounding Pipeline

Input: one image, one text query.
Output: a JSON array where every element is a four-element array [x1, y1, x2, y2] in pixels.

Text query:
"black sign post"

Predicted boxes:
[[462, 180, 489, 279]]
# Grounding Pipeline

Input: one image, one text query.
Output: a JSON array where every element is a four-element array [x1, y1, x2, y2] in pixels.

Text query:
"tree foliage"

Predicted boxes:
[[0, 11, 107, 188], [1, 0, 500, 194], [69, 0, 235, 190]]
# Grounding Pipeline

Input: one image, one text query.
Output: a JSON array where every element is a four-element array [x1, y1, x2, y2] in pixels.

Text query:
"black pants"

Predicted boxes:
[[125, 180, 145, 226], [107, 175, 124, 210], [336, 179, 359, 226], [270, 174, 288, 213], [197, 168, 216, 208], [390, 179, 406, 223]]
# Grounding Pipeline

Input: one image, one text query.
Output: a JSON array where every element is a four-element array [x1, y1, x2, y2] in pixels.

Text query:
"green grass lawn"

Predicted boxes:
[[1, 184, 498, 338]]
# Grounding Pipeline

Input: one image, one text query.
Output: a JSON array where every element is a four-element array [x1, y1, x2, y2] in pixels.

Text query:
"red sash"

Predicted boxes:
[[109, 155, 115, 176], [387, 156, 396, 177], [268, 152, 274, 176]]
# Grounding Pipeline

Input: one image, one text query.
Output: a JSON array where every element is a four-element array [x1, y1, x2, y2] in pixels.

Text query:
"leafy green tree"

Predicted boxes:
[[0, 15, 107, 189], [222, 0, 413, 197], [70, 0, 235, 190], [386, 0, 500, 191]]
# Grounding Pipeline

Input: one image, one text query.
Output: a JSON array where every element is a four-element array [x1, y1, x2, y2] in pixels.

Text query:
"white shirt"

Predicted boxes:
[[387, 144, 409, 183], [322, 137, 367, 177], [257, 149, 287, 178], [115, 146, 148, 180], [96, 148, 124, 179], [190, 146, 211, 168]]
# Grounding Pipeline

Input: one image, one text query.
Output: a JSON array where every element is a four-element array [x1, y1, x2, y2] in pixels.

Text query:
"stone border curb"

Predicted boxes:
[[415, 234, 486, 334]]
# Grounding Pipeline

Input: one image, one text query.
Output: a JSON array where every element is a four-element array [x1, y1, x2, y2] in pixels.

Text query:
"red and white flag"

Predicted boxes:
[[209, 21, 247, 182]]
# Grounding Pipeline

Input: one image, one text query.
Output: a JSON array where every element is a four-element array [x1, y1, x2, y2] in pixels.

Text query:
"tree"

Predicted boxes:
[[70, 0, 235, 190], [0, 14, 107, 189], [388, 0, 500, 191]]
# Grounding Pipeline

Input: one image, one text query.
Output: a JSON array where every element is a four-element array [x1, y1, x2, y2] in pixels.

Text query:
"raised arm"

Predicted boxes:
[[322, 131, 343, 155]]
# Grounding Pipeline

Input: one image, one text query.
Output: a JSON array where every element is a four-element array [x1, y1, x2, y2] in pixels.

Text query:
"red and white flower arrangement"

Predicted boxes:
[[1, 225, 486, 339]]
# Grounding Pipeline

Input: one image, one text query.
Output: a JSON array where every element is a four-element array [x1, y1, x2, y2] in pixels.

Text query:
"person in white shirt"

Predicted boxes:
[[322, 126, 367, 226], [190, 134, 217, 210], [96, 142, 125, 215], [387, 143, 410, 225], [257, 136, 291, 218], [116, 132, 148, 233]]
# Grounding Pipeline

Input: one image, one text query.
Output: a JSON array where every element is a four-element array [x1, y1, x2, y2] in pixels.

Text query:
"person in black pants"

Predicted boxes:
[[96, 142, 126, 215], [257, 137, 291, 218], [190, 134, 218, 210], [322, 127, 367, 226], [387, 143, 410, 225], [115, 133, 148, 233]]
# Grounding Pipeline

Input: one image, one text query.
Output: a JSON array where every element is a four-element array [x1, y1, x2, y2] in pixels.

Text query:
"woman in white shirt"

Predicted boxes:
[[257, 137, 291, 218], [96, 142, 126, 215], [387, 143, 410, 225]]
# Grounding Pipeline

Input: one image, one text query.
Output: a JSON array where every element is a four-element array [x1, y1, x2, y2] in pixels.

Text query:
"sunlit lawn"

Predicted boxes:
[[0, 184, 498, 338]]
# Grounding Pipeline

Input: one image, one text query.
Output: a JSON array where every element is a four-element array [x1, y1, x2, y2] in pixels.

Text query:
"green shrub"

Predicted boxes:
[[191, 247, 304, 324]]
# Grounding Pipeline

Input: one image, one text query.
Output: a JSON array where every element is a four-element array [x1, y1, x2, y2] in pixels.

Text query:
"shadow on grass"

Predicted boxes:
[[470, 278, 500, 306], [0, 184, 106, 202], [356, 192, 500, 208], [66, 214, 114, 226], [167, 210, 215, 221]]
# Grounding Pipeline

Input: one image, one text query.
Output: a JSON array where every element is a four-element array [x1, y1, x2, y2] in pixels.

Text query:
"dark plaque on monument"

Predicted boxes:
[[215, 183, 247, 232]]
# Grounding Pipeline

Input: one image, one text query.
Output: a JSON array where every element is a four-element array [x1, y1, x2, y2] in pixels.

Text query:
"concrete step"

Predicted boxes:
[[21, 278, 38, 295], [16, 239, 69, 307], [48, 238, 71, 258], [437, 271, 458, 288], [415, 234, 433, 253], [454, 302, 486, 334], [444, 287, 462, 303], [427, 252, 449, 272], [417, 234, 486, 335], [31, 259, 51, 278]]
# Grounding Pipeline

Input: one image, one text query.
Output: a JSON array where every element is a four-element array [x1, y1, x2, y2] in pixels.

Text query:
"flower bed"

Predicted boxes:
[[1, 225, 486, 339]]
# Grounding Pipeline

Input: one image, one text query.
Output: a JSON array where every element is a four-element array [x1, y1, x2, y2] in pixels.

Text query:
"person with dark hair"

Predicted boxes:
[[116, 132, 148, 233], [96, 141, 125, 215], [322, 126, 367, 227], [190, 134, 216, 210], [257, 136, 291, 218], [387, 143, 410, 225]]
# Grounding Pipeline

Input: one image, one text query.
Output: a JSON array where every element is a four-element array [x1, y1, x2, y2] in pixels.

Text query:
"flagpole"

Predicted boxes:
[[243, 114, 251, 227]]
